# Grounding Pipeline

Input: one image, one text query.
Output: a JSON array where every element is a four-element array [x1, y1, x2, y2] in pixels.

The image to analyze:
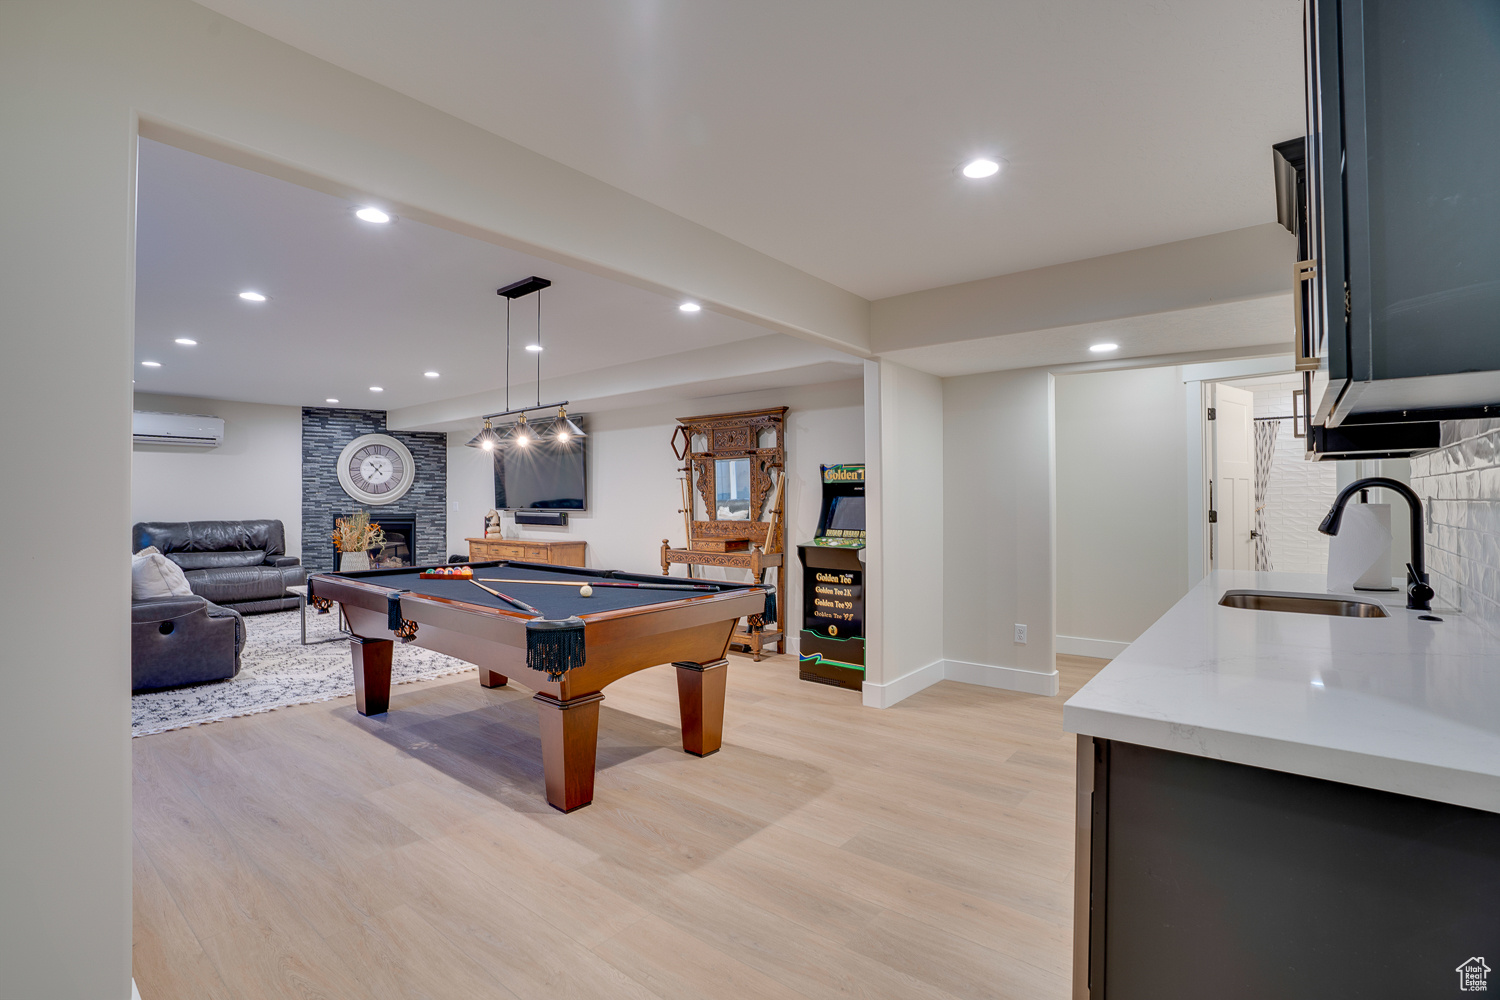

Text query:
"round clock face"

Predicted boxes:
[[337, 434, 415, 505]]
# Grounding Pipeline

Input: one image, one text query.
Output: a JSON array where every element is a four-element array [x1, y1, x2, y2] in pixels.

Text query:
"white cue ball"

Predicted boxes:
[[579, 584, 593, 597]]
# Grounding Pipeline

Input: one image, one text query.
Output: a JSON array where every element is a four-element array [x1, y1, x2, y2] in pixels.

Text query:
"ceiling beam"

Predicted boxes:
[[869, 223, 1295, 356], [386, 334, 861, 431]]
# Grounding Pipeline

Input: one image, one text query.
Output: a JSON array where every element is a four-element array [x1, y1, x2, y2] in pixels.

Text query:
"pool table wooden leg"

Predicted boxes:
[[533, 691, 605, 812], [675, 658, 729, 757], [350, 636, 392, 716], [479, 669, 508, 688]]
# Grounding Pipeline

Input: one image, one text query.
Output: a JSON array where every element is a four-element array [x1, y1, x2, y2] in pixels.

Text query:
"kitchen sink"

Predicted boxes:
[[1218, 590, 1390, 618]]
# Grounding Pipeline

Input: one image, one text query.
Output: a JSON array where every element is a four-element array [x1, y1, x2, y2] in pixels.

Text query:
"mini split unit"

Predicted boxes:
[[131, 411, 224, 448]]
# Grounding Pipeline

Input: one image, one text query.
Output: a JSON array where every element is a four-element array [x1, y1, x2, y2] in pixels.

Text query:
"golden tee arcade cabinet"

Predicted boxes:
[[795, 464, 865, 690]]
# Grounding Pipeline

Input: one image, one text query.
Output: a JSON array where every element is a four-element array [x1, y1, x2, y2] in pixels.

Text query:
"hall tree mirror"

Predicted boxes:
[[715, 457, 752, 519]]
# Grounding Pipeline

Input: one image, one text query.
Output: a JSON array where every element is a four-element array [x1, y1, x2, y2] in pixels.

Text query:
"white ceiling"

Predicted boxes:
[[192, 0, 1306, 300], [134, 138, 808, 410]]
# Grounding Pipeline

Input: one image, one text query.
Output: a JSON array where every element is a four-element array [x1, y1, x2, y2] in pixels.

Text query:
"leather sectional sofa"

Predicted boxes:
[[132, 519, 306, 613]]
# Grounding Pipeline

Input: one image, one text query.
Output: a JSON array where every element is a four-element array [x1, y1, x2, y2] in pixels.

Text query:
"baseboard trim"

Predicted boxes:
[[862, 659, 945, 709], [1055, 635, 1130, 659], [942, 658, 1060, 696], [863, 657, 1060, 708]]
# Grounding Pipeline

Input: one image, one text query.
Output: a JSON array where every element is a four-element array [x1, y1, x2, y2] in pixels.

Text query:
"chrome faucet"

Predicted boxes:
[[1318, 477, 1434, 612]]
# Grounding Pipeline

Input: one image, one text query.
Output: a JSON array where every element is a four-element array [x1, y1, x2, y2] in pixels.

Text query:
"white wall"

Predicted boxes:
[[448, 379, 866, 651], [860, 360, 946, 706], [132, 393, 304, 554], [941, 368, 1059, 692], [2, 7, 135, 994], [1054, 366, 1190, 652]]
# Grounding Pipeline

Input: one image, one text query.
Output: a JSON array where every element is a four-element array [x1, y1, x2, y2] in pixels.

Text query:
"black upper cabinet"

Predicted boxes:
[[1305, 0, 1500, 432]]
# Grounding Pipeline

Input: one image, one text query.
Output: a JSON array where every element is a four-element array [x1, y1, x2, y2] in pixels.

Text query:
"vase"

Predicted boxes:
[[340, 550, 371, 572]]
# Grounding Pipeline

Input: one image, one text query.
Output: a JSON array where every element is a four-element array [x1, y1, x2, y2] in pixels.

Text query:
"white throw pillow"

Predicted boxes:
[[132, 546, 194, 600]]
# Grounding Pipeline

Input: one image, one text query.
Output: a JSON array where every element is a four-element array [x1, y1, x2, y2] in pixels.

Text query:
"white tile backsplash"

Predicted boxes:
[[1411, 421, 1500, 638]]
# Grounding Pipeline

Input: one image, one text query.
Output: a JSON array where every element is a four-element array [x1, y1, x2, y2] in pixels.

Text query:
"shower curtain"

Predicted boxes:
[[1253, 420, 1279, 571]]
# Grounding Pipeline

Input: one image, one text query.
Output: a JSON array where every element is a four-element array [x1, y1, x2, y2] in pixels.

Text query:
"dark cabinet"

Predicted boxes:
[[1074, 737, 1500, 999], [1299, 0, 1500, 453]]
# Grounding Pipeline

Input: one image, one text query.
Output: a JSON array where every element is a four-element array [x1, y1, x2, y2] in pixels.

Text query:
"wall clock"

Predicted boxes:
[[337, 433, 416, 505]]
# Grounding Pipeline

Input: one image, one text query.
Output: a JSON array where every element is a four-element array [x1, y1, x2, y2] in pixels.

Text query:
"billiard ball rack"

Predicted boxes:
[[418, 566, 472, 580]]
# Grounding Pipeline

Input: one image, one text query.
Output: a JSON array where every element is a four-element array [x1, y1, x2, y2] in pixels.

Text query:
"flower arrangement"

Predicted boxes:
[[332, 510, 386, 554]]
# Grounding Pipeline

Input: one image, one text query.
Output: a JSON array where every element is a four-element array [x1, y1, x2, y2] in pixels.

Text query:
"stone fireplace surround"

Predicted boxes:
[[302, 407, 446, 573]]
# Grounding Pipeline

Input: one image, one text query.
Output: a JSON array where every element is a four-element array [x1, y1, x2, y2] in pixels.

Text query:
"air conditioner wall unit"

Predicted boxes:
[[132, 411, 225, 448]]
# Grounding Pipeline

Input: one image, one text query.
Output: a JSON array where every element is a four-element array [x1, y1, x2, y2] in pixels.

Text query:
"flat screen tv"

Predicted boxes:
[[493, 428, 587, 511]]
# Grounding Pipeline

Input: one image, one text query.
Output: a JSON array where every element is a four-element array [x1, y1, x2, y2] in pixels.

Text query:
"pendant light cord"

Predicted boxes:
[[504, 297, 511, 412], [535, 289, 543, 407]]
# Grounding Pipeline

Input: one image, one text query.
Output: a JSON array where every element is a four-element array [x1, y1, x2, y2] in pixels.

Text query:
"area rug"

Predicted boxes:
[[131, 608, 474, 736]]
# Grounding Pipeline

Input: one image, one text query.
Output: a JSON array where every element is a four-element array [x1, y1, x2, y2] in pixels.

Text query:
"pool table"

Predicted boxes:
[[307, 561, 767, 812]]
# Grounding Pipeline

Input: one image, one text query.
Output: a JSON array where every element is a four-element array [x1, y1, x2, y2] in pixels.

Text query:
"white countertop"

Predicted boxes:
[[1064, 570, 1500, 814]]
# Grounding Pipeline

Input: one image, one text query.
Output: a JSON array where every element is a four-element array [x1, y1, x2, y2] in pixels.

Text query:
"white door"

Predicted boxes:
[[1213, 383, 1256, 570]]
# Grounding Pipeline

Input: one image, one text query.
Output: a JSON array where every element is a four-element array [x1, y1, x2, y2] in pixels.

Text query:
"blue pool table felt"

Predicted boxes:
[[331, 562, 754, 620]]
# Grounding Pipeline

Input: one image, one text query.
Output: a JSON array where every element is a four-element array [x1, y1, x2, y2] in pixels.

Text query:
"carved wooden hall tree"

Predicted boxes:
[[661, 407, 787, 660]]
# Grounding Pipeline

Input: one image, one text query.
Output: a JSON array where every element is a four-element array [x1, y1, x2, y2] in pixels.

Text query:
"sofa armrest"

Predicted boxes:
[[203, 601, 247, 656], [132, 595, 210, 624], [264, 554, 301, 567]]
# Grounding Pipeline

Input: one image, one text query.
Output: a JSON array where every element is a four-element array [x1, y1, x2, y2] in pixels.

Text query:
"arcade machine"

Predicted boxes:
[[795, 464, 865, 690]]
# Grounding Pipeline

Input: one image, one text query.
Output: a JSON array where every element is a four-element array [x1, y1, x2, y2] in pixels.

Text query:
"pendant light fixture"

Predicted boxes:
[[554, 406, 587, 443], [467, 416, 504, 451], [512, 412, 536, 448], [466, 275, 586, 451]]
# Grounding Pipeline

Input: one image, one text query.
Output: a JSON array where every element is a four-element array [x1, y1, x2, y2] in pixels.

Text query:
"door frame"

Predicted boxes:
[[1180, 357, 1296, 585]]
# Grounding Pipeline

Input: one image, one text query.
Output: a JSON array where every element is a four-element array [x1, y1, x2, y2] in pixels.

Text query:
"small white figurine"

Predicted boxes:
[[485, 509, 503, 538]]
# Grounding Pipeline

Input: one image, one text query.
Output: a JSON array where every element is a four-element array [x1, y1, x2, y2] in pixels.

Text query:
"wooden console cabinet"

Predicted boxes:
[[466, 537, 586, 566]]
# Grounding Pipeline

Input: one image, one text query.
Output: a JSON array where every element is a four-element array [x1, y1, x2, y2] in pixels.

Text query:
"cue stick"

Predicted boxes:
[[760, 469, 786, 555], [468, 579, 542, 616], [679, 465, 694, 552], [478, 578, 717, 592]]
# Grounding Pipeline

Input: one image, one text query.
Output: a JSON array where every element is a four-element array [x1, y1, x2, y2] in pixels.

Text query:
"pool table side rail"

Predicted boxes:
[[321, 559, 756, 589]]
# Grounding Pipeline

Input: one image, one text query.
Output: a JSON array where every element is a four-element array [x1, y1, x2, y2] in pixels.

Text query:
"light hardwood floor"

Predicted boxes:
[[133, 651, 1107, 1000]]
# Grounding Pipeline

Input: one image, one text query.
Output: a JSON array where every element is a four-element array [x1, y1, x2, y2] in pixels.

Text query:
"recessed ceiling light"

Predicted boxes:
[[524, 344, 543, 352], [140, 360, 161, 367], [424, 371, 440, 378], [175, 337, 197, 346], [1090, 343, 1120, 353], [326, 398, 339, 404], [369, 386, 383, 392], [355, 207, 392, 224], [238, 291, 267, 302], [678, 301, 702, 313], [961, 158, 1003, 179]]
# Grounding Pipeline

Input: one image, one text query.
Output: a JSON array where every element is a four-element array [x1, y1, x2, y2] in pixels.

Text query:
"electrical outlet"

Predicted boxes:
[[1014, 624, 1027, 644]]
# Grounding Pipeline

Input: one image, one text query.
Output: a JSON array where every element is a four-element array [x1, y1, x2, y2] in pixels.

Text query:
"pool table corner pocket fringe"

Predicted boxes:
[[386, 589, 419, 642], [525, 615, 587, 680]]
